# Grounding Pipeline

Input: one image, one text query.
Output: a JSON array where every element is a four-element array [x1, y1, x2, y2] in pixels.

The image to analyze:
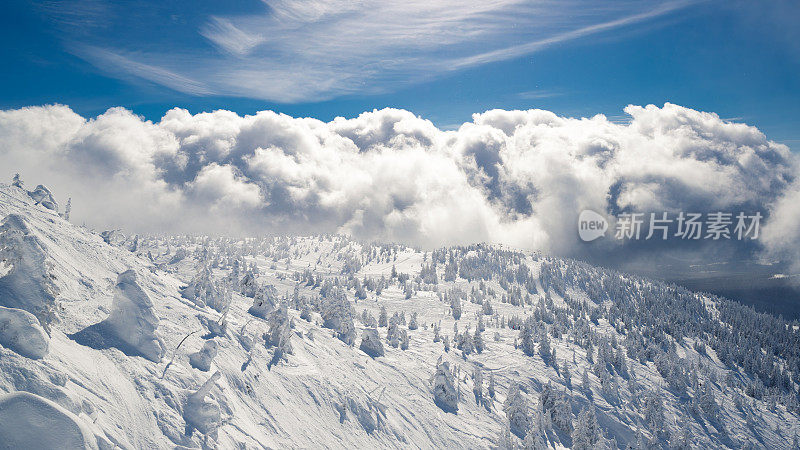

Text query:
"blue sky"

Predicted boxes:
[[2, 0, 799, 147]]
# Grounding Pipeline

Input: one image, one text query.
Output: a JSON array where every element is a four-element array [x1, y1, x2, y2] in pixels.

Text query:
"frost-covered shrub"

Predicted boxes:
[[360, 328, 384, 357]]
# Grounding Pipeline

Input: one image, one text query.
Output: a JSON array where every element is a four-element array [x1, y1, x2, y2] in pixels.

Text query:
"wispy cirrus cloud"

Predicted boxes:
[[200, 17, 265, 57], [51, 0, 701, 102]]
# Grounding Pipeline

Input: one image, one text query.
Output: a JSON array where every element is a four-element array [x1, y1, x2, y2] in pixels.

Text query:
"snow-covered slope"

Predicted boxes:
[[1, 182, 799, 449]]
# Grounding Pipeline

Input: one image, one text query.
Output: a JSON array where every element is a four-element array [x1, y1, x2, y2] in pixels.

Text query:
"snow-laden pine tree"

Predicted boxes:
[[359, 328, 384, 357], [518, 319, 536, 356], [642, 389, 664, 433], [321, 287, 356, 345], [378, 305, 388, 327], [408, 311, 418, 330], [571, 405, 600, 450], [473, 366, 483, 403], [504, 382, 530, 438], [451, 295, 462, 320], [495, 423, 516, 449], [522, 426, 547, 450], [400, 329, 409, 350], [538, 331, 551, 363], [264, 304, 293, 361], [433, 359, 458, 412], [474, 325, 485, 353], [11, 173, 23, 188]]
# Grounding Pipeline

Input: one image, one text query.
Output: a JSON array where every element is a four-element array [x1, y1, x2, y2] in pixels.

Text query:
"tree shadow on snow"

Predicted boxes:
[[68, 322, 150, 360]]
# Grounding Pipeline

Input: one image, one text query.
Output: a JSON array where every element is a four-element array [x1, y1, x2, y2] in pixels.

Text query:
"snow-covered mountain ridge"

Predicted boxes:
[[0, 182, 799, 449]]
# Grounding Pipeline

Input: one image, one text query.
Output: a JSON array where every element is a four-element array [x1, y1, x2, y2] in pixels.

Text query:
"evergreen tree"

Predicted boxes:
[[571, 406, 599, 450]]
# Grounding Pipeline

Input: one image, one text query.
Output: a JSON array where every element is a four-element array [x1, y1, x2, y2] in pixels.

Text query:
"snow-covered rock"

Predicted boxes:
[[359, 328, 384, 358], [0, 391, 98, 449], [188, 339, 218, 372], [0, 305, 49, 359]]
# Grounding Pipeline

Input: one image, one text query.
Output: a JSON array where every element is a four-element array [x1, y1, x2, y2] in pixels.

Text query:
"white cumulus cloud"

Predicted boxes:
[[0, 103, 797, 273]]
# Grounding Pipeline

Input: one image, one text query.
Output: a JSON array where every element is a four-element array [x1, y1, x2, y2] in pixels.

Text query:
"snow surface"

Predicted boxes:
[[0, 182, 799, 449], [0, 305, 49, 359], [0, 391, 98, 449]]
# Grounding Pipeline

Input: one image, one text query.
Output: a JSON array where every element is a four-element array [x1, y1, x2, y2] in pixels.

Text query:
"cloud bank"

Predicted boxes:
[[1, 103, 798, 271]]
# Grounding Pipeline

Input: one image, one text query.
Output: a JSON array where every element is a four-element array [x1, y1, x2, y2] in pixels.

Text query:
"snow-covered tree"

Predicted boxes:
[[359, 328, 384, 357], [378, 305, 388, 327], [433, 359, 458, 412], [63, 198, 71, 221], [522, 427, 547, 450], [408, 311, 418, 330], [474, 326, 485, 353], [473, 366, 483, 403], [496, 423, 516, 449], [451, 295, 462, 320], [519, 319, 536, 357], [321, 288, 356, 345], [11, 173, 23, 188], [99, 270, 165, 362], [0, 214, 59, 329], [504, 382, 530, 438], [400, 328, 410, 350], [189, 339, 219, 372], [264, 304, 293, 361], [571, 406, 599, 450]]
